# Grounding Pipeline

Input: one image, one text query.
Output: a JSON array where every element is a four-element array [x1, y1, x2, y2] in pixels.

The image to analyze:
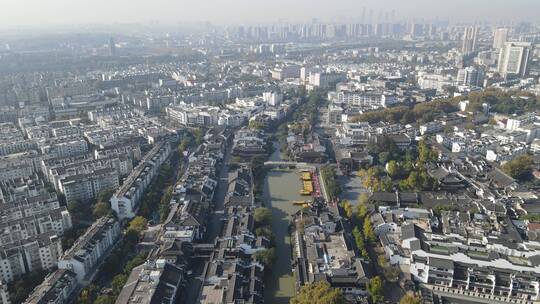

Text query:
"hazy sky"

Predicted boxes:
[[1, 0, 539, 28]]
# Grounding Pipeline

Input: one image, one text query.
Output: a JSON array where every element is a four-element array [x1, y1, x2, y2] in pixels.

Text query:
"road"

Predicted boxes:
[[205, 142, 233, 242], [337, 172, 370, 207]]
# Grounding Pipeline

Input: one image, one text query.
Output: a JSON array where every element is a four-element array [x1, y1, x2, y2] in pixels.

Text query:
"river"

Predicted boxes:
[[263, 142, 304, 304]]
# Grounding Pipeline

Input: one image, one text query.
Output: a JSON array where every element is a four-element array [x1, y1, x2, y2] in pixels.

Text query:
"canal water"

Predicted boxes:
[[263, 142, 304, 304]]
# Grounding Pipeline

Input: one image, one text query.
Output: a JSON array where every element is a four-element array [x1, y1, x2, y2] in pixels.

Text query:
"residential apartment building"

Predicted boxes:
[[111, 141, 171, 220], [59, 168, 119, 204], [24, 269, 77, 304], [115, 259, 185, 304], [58, 216, 121, 282]]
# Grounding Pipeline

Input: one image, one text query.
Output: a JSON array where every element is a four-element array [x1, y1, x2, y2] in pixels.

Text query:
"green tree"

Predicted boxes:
[[418, 140, 437, 164], [358, 192, 370, 205], [290, 281, 345, 304], [378, 151, 390, 165], [127, 216, 148, 235], [111, 274, 128, 295], [352, 227, 368, 258], [124, 252, 148, 274], [381, 178, 394, 192], [356, 201, 368, 220], [249, 120, 265, 130], [368, 276, 385, 303], [501, 155, 534, 181], [193, 128, 204, 145], [254, 208, 272, 226], [387, 160, 400, 178], [94, 295, 116, 304], [77, 284, 99, 304], [406, 171, 420, 190], [254, 248, 276, 266], [321, 165, 341, 200], [67, 200, 93, 221], [363, 218, 376, 243], [419, 171, 437, 190], [255, 227, 275, 243], [400, 293, 422, 304], [341, 200, 353, 219], [97, 189, 115, 203], [92, 201, 111, 218]]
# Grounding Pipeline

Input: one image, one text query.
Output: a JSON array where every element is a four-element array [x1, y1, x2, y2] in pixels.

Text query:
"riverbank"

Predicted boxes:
[[262, 164, 304, 304]]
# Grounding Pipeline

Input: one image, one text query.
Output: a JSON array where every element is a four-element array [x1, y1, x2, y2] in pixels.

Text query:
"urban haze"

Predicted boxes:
[[0, 1, 539, 304]]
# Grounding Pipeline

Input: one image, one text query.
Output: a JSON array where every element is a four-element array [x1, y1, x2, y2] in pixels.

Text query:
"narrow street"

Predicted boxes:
[[205, 142, 233, 242]]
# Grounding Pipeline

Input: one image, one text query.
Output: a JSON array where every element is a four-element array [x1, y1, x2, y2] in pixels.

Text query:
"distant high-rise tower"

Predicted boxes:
[[497, 42, 532, 78], [109, 38, 116, 56], [361, 7, 366, 23], [462, 26, 479, 54], [493, 28, 509, 49]]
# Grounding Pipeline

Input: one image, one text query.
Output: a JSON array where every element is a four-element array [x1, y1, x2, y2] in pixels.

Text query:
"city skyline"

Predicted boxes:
[[1, 0, 539, 28]]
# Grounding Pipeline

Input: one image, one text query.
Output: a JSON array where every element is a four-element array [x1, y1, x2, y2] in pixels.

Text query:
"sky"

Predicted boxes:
[[0, 0, 539, 28]]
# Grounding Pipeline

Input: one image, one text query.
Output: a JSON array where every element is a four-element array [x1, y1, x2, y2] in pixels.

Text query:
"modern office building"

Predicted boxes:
[[497, 42, 532, 77]]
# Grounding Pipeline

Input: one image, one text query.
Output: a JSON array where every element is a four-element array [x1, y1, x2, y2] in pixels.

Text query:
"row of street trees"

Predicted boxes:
[[253, 207, 276, 267]]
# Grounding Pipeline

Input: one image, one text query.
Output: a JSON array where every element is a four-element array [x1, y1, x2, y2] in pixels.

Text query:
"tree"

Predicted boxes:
[[361, 167, 383, 190], [400, 293, 422, 304], [352, 227, 368, 258], [419, 171, 436, 190], [67, 200, 93, 221], [363, 217, 376, 243], [368, 276, 385, 303], [290, 281, 345, 304], [321, 165, 341, 201], [92, 202, 111, 219], [384, 265, 401, 282], [127, 216, 148, 235], [418, 140, 437, 165], [358, 192, 370, 205], [254, 248, 276, 266], [111, 274, 128, 295], [124, 229, 140, 245], [378, 151, 390, 165], [356, 201, 368, 221], [254, 208, 272, 226], [97, 189, 115, 203], [387, 160, 400, 178], [193, 128, 204, 145], [94, 295, 115, 304], [405, 171, 420, 190], [341, 200, 353, 219], [78, 284, 99, 304], [501, 155, 534, 181], [255, 227, 275, 243], [381, 178, 394, 192], [124, 252, 148, 274], [249, 120, 265, 130]]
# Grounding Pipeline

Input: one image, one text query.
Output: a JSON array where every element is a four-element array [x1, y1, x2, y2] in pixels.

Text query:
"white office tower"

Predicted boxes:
[[493, 28, 509, 49], [462, 26, 479, 54], [497, 42, 532, 77]]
